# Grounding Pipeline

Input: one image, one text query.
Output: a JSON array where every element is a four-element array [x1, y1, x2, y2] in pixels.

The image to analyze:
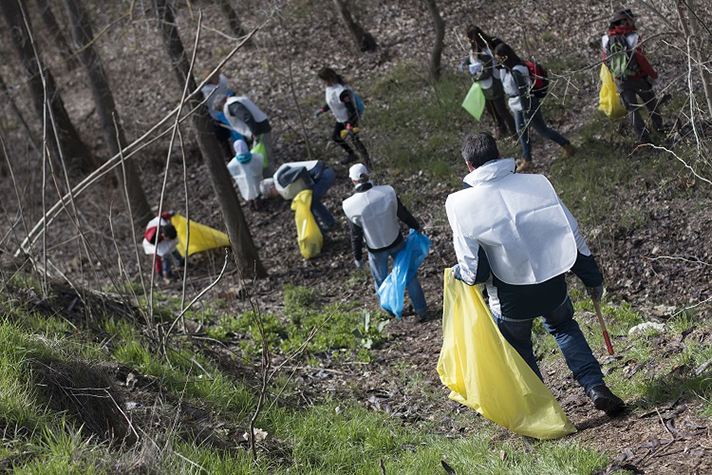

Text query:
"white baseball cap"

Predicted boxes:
[[349, 163, 369, 181]]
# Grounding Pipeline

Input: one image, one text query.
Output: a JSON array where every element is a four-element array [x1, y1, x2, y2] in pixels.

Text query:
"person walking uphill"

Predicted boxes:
[[493, 43, 575, 173], [445, 132, 624, 416], [313, 67, 370, 166], [602, 9, 664, 146], [343, 164, 428, 320], [461, 26, 516, 140], [215, 94, 274, 176]]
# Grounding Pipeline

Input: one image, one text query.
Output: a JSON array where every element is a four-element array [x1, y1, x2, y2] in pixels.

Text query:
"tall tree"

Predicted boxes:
[[424, 0, 445, 80], [153, 0, 267, 278], [61, 0, 153, 224], [1, 0, 96, 174], [33, 0, 80, 70], [216, 0, 251, 45], [332, 0, 377, 53]]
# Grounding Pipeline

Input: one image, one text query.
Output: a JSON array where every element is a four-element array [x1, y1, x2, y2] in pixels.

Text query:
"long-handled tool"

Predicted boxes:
[[593, 299, 614, 355]]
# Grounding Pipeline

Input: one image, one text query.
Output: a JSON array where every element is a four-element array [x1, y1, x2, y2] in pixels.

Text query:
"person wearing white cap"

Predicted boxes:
[[342, 163, 427, 319], [226, 139, 265, 209]]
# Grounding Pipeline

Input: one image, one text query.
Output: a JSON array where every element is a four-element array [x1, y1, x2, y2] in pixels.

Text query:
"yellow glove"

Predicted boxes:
[[340, 126, 360, 138]]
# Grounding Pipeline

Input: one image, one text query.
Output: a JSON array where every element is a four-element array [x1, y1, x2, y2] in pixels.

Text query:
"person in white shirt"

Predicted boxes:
[[446, 132, 624, 416]]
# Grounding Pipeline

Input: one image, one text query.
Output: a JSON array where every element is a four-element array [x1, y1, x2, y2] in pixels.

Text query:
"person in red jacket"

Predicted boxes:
[[142, 211, 184, 284], [602, 9, 664, 145]]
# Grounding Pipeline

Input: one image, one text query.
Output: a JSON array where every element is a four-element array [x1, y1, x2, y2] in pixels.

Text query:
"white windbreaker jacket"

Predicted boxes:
[[445, 158, 591, 285]]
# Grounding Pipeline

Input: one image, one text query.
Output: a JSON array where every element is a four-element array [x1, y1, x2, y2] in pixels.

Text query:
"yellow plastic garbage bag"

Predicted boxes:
[[462, 82, 486, 120], [251, 140, 268, 169], [170, 213, 231, 257], [436, 270, 576, 439], [598, 64, 627, 120], [290, 190, 323, 259]]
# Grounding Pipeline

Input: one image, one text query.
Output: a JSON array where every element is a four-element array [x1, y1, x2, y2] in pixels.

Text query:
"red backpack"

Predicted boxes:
[[525, 61, 549, 98]]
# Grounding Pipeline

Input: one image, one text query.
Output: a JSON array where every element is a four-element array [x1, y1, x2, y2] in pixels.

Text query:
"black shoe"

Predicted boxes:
[[586, 385, 625, 416], [340, 154, 358, 165]]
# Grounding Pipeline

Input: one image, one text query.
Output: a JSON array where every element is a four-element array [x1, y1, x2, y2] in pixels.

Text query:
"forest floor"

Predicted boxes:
[[0, 0, 711, 473]]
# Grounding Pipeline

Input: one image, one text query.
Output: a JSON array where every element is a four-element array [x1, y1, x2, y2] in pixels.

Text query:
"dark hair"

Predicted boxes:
[[162, 224, 178, 240], [465, 25, 494, 52], [462, 132, 500, 168], [493, 43, 523, 69], [317, 67, 344, 85]]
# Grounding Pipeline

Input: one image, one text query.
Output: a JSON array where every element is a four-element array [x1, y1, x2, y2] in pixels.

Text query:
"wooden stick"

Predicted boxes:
[[593, 299, 614, 355]]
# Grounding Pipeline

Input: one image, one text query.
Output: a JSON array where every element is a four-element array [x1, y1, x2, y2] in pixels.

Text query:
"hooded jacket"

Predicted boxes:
[[446, 158, 603, 318]]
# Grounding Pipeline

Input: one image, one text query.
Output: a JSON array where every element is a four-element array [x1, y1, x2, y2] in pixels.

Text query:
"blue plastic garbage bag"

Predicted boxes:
[[377, 229, 431, 318]]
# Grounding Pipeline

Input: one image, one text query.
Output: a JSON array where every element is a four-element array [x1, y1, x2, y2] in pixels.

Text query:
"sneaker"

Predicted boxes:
[[561, 143, 577, 158], [586, 385, 625, 416], [516, 159, 533, 173], [340, 154, 358, 165]]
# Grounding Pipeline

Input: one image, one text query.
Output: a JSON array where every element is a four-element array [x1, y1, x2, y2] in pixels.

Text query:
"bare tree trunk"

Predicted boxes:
[[216, 0, 251, 44], [332, 0, 377, 53], [33, 0, 80, 70], [1, 0, 96, 174], [153, 0, 267, 279], [423, 0, 445, 80], [0, 72, 40, 153], [61, 0, 152, 224], [682, 0, 712, 119]]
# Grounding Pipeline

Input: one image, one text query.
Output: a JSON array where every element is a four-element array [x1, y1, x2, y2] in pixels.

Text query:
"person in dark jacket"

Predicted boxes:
[[313, 67, 369, 166], [460, 26, 516, 140], [446, 132, 624, 416], [493, 43, 575, 173], [342, 163, 427, 320], [602, 9, 664, 145]]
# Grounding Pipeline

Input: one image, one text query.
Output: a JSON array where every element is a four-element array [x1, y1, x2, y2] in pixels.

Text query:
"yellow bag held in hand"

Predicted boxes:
[[171, 214, 231, 257], [598, 64, 627, 120], [290, 190, 323, 259], [436, 270, 576, 439], [462, 82, 486, 121]]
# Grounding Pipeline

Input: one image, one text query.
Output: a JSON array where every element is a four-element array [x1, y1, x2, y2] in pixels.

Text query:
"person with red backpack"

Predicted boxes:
[[493, 43, 575, 173], [602, 9, 663, 146]]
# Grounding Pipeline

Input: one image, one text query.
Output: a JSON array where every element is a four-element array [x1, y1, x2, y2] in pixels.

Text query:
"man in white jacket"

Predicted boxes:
[[445, 132, 624, 416]]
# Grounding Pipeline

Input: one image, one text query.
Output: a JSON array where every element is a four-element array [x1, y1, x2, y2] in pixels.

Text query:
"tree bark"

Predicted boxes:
[[332, 0, 377, 53], [0, 71, 40, 153], [1, 0, 96, 174], [683, 0, 712, 119], [423, 0, 445, 80], [33, 0, 80, 70], [62, 0, 153, 224], [216, 0, 251, 44], [153, 0, 267, 279]]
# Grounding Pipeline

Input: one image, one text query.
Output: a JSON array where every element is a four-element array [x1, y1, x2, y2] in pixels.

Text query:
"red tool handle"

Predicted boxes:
[[593, 300, 614, 355]]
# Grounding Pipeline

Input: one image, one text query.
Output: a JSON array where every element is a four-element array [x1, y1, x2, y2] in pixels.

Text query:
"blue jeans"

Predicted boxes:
[[493, 297, 604, 392], [514, 97, 569, 160], [368, 240, 427, 316], [162, 250, 184, 278], [310, 166, 336, 233]]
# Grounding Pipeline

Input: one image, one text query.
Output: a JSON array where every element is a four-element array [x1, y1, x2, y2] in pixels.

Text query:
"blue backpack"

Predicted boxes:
[[349, 90, 365, 117]]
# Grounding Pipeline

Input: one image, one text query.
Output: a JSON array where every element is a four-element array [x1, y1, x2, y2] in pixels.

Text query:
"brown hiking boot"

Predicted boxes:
[[561, 143, 577, 158], [516, 159, 533, 173]]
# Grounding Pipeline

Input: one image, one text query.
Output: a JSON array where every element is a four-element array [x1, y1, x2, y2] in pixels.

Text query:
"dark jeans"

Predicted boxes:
[[332, 122, 369, 159], [513, 97, 569, 161], [310, 166, 336, 233], [493, 296, 605, 393], [617, 77, 663, 143], [485, 95, 516, 136]]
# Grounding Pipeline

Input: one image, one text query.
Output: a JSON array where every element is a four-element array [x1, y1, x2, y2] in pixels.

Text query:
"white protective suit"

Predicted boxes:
[[227, 141, 264, 201], [342, 185, 400, 250], [445, 158, 590, 285], [222, 96, 268, 139]]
